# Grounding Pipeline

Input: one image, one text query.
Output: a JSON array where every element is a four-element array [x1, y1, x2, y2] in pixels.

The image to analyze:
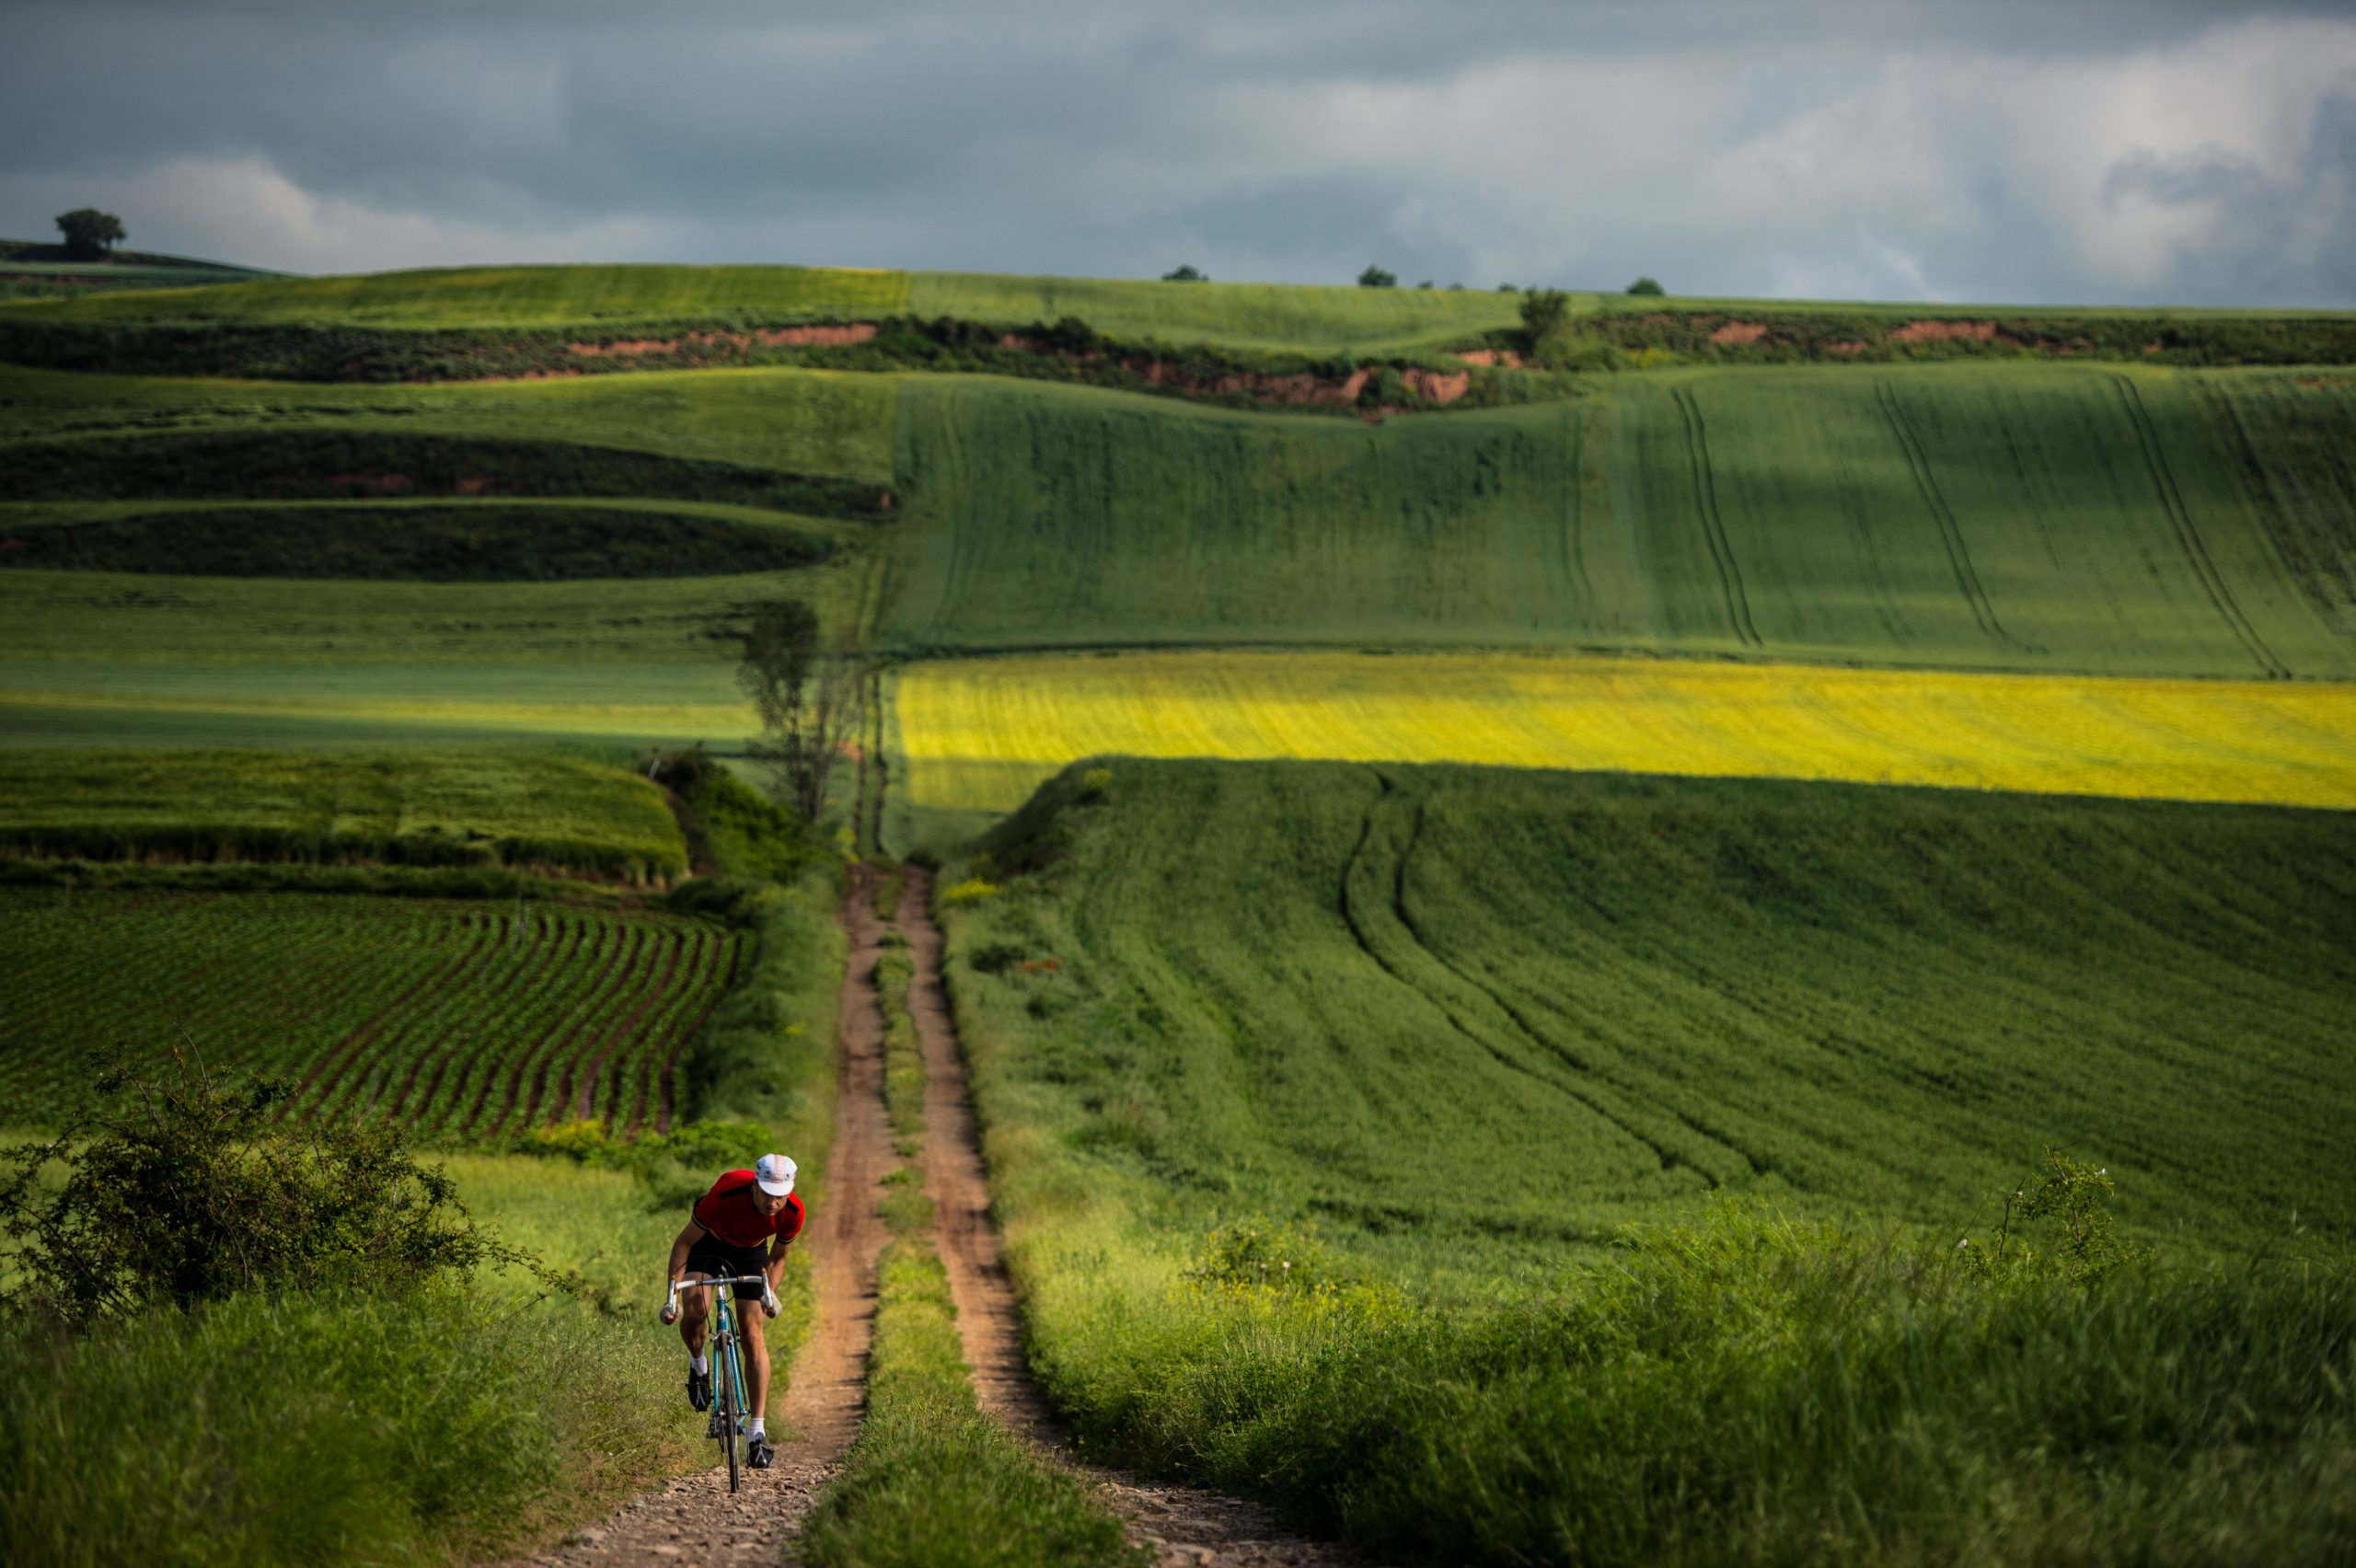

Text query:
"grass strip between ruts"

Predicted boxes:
[[794, 1177, 1142, 1568]]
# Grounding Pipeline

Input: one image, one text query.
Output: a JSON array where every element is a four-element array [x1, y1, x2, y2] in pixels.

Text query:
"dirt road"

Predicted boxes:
[[896, 867, 1370, 1568], [518, 870, 895, 1567]]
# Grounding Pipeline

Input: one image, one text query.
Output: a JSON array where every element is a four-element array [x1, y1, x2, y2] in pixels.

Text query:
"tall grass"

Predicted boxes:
[[0, 1286, 693, 1567], [1021, 1203, 2356, 1567], [0, 1150, 708, 1568]]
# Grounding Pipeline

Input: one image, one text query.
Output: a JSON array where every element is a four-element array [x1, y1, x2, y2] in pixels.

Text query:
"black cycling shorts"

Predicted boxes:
[[685, 1238, 768, 1301]]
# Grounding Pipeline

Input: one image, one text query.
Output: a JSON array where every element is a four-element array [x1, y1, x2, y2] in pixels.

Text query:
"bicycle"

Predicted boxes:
[[666, 1271, 770, 1492]]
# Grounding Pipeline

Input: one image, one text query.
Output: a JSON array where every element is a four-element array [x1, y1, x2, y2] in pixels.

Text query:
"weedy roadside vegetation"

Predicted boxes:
[[932, 758, 2356, 1565], [0, 1051, 694, 1565]]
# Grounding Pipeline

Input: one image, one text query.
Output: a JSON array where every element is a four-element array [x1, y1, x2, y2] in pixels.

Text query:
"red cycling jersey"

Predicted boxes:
[[693, 1170, 806, 1251]]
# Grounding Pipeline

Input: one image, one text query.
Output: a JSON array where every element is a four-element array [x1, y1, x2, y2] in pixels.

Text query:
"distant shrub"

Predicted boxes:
[[1357, 266, 1397, 289], [939, 877, 1002, 907], [970, 940, 1028, 975], [1161, 264, 1208, 282], [1626, 276, 1667, 295], [1186, 1218, 1343, 1295], [1359, 367, 1412, 408], [1518, 287, 1572, 340]]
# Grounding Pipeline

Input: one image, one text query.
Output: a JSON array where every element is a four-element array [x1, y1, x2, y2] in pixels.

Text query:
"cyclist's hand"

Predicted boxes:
[[659, 1290, 680, 1326], [761, 1285, 782, 1320]]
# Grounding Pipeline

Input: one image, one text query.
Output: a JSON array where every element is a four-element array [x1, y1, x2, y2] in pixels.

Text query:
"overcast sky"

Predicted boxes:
[[5, 1, 2352, 306]]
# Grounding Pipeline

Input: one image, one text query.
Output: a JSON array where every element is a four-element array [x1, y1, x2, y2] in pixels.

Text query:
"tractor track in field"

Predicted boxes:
[[518, 870, 894, 1567], [1873, 378, 2039, 653], [2110, 374, 2291, 678], [895, 865, 1376, 1568], [1670, 383, 1761, 648]]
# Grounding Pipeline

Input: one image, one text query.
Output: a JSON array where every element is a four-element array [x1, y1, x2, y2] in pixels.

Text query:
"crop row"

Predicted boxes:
[[0, 891, 744, 1138]]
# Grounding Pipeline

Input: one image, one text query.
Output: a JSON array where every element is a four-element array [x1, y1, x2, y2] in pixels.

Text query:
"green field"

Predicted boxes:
[[950, 761, 2355, 1260], [0, 502, 837, 581], [14, 261, 2352, 358], [0, 262, 1524, 354], [936, 758, 2356, 1562], [881, 366, 2356, 678], [0, 362, 897, 481], [0, 750, 687, 878], [0, 239, 277, 303], [0, 888, 740, 1135]]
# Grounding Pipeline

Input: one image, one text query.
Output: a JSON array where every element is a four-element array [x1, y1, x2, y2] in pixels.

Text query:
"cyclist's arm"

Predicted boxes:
[[764, 1235, 791, 1294], [667, 1218, 709, 1287]]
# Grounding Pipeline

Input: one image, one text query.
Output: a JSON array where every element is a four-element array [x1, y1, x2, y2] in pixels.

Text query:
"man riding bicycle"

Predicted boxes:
[[659, 1152, 803, 1470]]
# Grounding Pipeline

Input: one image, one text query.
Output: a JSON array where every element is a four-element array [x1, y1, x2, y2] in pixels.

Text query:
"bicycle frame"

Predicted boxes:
[[670, 1271, 769, 1491]]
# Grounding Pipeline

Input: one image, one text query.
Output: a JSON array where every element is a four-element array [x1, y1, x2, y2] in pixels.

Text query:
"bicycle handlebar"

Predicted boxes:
[[672, 1274, 770, 1291]]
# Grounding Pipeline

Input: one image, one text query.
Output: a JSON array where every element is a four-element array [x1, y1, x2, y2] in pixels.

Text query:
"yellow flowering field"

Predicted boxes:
[[891, 651, 2356, 815]]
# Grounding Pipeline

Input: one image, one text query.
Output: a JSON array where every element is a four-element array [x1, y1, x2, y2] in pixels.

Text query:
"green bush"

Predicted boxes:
[[0, 1049, 516, 1325]]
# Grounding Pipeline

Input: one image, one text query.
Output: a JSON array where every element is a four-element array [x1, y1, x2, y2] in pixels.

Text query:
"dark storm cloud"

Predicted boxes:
[[3, 2, 2351, 306]]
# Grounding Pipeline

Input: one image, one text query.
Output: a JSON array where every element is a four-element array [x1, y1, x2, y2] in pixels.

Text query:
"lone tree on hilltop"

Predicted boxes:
[[1519, 286, 1572, 339], [54, 207, 125, 261], [1626, 276, 1666, 296], [1357, 265, 1397, 288], [739, 598, 866, 824], [1161, 263, 1208, 282]]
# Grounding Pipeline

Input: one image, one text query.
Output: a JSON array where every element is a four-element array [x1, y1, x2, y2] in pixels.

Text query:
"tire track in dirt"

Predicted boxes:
[[895, 865, 1377, 1568], [517, 870, 894, 1568]]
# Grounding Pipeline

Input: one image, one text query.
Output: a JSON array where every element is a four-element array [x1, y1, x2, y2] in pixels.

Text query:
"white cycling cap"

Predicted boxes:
[[755, 1153, 798, 1196]]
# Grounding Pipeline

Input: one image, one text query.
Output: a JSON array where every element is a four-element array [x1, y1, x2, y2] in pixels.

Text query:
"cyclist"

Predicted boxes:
[[659, 1152, 803, 1470]]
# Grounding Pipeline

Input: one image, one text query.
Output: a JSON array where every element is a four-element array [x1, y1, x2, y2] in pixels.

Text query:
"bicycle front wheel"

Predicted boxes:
[[717, 1325, 742, 1493]]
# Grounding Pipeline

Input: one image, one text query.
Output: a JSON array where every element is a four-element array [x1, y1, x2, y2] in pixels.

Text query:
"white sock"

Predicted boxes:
[[690, 1353, 708, 1375], [747, 1417, 766, 1438]]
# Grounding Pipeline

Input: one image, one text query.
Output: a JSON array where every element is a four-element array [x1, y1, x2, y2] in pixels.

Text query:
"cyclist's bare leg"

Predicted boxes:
[[677, 1287, 710, 1359], [742, 1309, 771, 1421]]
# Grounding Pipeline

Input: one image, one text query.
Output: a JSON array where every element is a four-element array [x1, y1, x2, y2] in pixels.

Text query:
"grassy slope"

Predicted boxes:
[[880, 367, 2356, 679], [1, 263, 1520, 353], [0, 749, 685, 874], [946, 762, 2356, 1274], [0, 362, 892, 751], [937, 760, 2356, 1564], [0, 363, 896, 481], [0, 263, 914, 327], [15, 262, 2350, 350]]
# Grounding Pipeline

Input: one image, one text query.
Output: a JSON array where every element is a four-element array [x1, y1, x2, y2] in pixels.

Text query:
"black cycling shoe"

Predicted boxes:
[[746, 1432, 775, 1470], [686, 1366, 712, 1412]]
